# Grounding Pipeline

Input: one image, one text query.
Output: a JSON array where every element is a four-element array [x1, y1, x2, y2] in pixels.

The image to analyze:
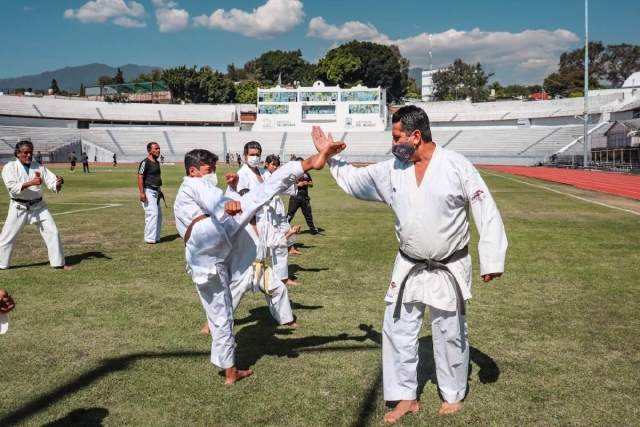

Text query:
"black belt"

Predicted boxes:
[[145, 186, 160, 191], [12, 197, 43, 211], [394, 246, 469, 319]]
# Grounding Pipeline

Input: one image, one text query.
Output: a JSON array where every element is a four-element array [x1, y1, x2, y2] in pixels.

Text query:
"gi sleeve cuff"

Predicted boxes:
[[480, 262, 504, 276]]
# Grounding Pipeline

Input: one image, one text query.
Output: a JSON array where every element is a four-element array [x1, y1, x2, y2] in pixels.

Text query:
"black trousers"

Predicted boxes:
[[287, 196, 318, 233], [83, 163, 90, 173]]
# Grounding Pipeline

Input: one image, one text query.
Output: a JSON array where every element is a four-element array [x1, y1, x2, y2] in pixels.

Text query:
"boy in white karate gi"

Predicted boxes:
[[0, 140, 71, 270], [311, 106, 507, 422], [174, 143, 345, 385]]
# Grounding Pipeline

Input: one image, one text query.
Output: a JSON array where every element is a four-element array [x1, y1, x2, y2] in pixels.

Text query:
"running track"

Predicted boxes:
[[479, 166, 640, 200]]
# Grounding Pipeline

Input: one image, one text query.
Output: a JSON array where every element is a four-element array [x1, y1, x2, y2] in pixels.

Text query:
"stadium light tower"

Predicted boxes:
[[583, 0, 589, 168]]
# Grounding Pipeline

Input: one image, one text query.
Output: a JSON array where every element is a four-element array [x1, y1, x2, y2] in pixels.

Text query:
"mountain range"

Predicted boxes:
[[0, 64, 161, 92]]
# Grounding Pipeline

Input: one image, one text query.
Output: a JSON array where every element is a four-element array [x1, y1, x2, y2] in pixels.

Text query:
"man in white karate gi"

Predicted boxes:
[[235, 142, 299, 286], [174, 143, 344, 385], [311, 105, 507, 422], [0, 140, 72, 270]]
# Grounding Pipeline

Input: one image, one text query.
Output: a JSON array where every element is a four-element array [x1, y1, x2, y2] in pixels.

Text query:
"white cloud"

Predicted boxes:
[[113, 16, 147, 28], [151, 0, 177, 8], [307, 17, 579, 80], [156, 7, 189, 33], [193, 0, 304, 39], [307, 17, 383, 41], [23, 5, 33, 12], [64, 0, 145, 27]]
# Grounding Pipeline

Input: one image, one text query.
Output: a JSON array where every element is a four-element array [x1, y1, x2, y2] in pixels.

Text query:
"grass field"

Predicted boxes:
[[0, 163, 639, 427]]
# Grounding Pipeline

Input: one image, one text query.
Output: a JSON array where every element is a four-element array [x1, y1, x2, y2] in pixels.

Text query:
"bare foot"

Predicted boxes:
[[439, 401, 463, 415], [282, 320, 299, 328], [384, 400, 419, 423], [55, 265, 73, 270], [289, 247, 302, 255], [200, 321, 210, 335], [284, 279, 300, 286], [224, 366, 253, 385]]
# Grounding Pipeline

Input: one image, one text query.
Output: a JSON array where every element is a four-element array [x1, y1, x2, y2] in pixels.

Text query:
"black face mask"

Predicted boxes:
[[392, 138, 417, 162]]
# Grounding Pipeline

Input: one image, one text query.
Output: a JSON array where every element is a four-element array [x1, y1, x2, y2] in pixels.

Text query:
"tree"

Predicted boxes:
[[527, 84, 543, 94], [405, 77, 421, 99], [234, 81, 261, 104], [79, 83, 85, 97], [504, 85, 530, 98], [198, 66, 236, 104], [318, 41, 405, 99], [543, 41, 607, 96], [114, 67, 125, 84], [318, 50, 362, 86], [162, 65, 201, 103], [254, 50, 309, 85], [98, 75, 115, 86], [602, 44, 640, 87], [432, 59, 494, 102], [50, 78, 60, 95]]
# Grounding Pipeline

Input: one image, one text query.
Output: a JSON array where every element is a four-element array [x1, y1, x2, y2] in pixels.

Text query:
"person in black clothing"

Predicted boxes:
[[81, 152, 90, 173], [113, 153, 117, 168], [35, 151, 43, 164], [137, 142, 163, 244], [69, 151, 77, 172], [287, 157, 320, 235]]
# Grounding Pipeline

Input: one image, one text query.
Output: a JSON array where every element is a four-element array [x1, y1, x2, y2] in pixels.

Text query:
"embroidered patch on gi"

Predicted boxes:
[[392, 187, 397, 193], [471, 189, 486, 204], [385, 282, 396, 299]]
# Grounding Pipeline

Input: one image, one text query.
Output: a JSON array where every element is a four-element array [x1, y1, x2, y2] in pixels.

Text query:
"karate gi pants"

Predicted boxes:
[[271, 246, 290, 281], [287, 196, 318, 234], [195, 269, 235, 369], [382, 301, 469, 404], [141, 189, 162, 243], [230, 266, 294, 325], [0, 202, 65, 269]]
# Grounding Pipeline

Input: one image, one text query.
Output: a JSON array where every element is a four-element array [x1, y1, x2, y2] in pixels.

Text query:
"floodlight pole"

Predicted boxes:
[[583, 0, 589, 168]]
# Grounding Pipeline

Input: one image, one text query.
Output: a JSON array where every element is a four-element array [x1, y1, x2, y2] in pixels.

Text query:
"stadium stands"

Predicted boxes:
[[0, 96, 236, 124]]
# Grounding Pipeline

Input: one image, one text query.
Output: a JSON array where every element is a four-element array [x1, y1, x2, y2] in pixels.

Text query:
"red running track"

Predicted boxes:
[[478, 166, 640, 200]]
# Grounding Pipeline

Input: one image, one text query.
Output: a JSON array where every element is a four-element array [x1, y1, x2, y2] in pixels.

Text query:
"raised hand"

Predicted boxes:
[[311, 126, 334, 153], [226, 173, 239, 190], [311, 141, 346, 170]]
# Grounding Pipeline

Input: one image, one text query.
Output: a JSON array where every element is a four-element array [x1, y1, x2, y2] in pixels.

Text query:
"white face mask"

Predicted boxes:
[[246, 155, 261, 168], [195, 168, 218, 187]]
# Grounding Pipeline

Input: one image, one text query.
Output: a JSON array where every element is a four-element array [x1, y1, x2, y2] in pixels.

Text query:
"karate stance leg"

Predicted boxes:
[[142, 189, 160, 243], [195, 273, 235, 369], [34, 208, 66, 268], [155, 200, 163, 242], [261, 270, 294, 325], [382, 301, 426, 401], [272, 246, 289, 280], [429, 305, 469, 406], [0, 205, 28, 269]]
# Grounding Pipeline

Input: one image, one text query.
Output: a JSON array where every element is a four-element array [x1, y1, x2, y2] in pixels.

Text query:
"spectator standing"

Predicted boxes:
[[81, 152, 90, 173], [138, 142, 163, 244], [69, 151, 77, 172], [287, 157, 320, 235]]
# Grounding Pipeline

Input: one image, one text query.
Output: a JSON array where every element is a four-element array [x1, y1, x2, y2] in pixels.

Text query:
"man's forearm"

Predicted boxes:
[[137, 176, 145, 194]]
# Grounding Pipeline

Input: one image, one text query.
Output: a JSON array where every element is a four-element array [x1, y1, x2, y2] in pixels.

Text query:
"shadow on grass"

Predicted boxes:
[[11, 251, 112, 269], [289, 264, 330, 279], [41, 407, 109, 427], [159, 233, 181, 243], [0, 351, 207, 426], [351, 325, 500, 427], [233, 305, 374, 370]]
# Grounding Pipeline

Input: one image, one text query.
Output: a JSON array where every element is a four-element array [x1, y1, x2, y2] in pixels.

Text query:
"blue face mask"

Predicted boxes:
[[392, 138, 417, 162]]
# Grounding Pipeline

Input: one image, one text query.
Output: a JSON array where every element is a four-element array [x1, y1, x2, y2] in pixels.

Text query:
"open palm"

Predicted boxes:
[[311, 126, 334, 153]]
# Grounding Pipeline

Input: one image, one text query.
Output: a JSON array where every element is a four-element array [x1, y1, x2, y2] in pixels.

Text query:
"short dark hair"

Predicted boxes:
[[295, 157, 304, 161], [238, 188, 250, 196], [184, 149, 218, 175], [147, 142, 159, 152], [15, 139, 34, 156], [265, 154, 280, 166], [243, 141, 262, 155], [392, 105, 432, 142]]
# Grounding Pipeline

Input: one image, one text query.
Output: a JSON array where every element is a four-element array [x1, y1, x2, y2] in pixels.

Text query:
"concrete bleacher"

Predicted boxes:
[[416, 93, 623, 123], [0, 96, 236, 124], [0, 123, 596, 166]]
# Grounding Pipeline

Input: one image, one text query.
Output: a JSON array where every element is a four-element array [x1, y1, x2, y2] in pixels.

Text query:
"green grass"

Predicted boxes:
[[0, 163, 639, 426]]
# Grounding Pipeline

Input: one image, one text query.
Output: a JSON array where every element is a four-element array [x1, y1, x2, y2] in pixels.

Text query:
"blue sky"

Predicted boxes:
[[1, 0, 638, 85]]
